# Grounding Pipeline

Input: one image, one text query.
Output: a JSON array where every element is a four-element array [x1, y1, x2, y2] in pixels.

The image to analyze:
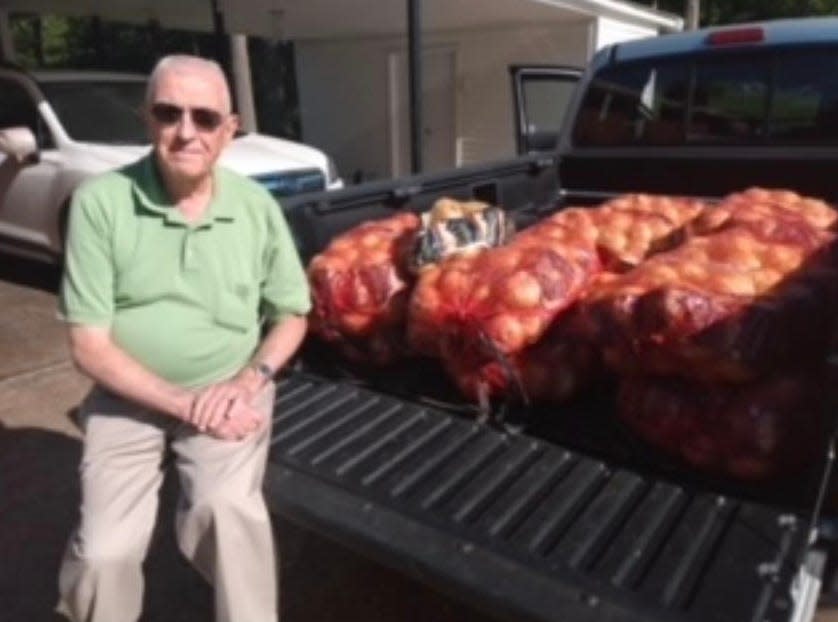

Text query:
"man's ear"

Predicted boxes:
[[225, 114, 240, 140]]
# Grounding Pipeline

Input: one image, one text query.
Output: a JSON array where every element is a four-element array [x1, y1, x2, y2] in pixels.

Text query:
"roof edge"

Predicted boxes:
[[561, 0, 684, 32]]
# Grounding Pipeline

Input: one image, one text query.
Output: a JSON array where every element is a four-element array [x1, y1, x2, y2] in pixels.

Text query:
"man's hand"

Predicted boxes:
[[189, 379, 250, 433], [207, 396, 266, 441], [187, 372, 269, 441]]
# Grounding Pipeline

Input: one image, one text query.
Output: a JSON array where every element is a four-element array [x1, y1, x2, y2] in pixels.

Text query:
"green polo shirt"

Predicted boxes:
[[60, 155, 311, 388]]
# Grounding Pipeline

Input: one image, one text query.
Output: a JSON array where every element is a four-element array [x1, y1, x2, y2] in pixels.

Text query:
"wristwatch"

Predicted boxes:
[[251, 361, 276, 383]]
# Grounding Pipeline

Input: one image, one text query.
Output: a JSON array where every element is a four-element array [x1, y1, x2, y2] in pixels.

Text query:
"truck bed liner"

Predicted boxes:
[[266, 373, 815, 622]]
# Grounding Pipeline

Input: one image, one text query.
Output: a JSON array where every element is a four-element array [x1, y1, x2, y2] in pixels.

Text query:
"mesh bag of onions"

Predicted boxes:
[[307, 212, 421, 364], [584, 196, 838, 383], [307, 197, 513, 365], [409, 194, 707, 405], [617, 372, 830, 480]]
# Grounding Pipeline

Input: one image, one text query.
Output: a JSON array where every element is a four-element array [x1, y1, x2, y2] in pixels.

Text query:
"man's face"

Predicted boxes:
[[146, 68, 237, 184]]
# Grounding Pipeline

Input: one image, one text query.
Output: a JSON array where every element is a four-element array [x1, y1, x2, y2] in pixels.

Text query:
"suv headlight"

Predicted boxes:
[[252, 169, 325, 197]]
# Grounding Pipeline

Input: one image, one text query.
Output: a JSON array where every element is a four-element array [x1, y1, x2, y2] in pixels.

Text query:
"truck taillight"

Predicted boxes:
[[705, 27, 764, 46]]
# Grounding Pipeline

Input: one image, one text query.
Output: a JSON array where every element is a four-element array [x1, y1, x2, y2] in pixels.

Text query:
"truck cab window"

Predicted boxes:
[[688, 54, 768, 144], [573, 61, 687, 147], [769, 48, 838, 144]]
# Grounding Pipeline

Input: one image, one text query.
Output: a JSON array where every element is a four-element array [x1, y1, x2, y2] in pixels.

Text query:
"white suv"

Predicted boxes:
[[0, 67, 342, 263]]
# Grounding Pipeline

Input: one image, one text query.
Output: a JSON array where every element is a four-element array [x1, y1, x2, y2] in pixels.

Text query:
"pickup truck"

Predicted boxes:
[[268, 17, 838, 622]]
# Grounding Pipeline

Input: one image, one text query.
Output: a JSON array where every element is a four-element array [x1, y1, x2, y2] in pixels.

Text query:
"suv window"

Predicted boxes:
[[0, 78, 38, 132], [573, 45, 838, 148], [0, 77, 52, 148]]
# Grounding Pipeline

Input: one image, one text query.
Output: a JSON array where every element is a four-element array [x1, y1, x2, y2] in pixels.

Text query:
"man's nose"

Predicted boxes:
[[175, 112, 197, 139]]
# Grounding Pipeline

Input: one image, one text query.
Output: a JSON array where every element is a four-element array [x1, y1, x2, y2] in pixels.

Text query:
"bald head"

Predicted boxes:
[[146, 55, 232, 114]]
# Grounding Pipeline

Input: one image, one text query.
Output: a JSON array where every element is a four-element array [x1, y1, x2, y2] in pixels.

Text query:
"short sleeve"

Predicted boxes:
[[59, 187, 114, 326], [260, 203, 311, 323]]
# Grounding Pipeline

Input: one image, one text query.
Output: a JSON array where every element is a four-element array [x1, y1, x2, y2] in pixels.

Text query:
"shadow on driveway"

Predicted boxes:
[[0, 252, 61, 295], [0, 419, 213, 622], [0, 414, 495, 622]]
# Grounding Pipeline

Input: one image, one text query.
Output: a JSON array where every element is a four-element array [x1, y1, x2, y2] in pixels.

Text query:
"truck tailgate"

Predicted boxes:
[[266, 373, 817, 622]]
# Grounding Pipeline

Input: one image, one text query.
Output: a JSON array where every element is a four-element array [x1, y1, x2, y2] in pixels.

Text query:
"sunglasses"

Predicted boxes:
[[149, 102, 225, 132]]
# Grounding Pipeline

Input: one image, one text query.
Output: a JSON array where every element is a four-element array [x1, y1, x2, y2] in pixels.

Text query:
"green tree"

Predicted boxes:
[[248, 38, 300, 139], [649, 0, 838, 26], [9, 13, 300, 140]]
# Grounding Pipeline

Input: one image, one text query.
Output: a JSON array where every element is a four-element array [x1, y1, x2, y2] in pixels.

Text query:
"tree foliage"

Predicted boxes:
[[8, 13, 300, 139], [650, 0, 838, 26]]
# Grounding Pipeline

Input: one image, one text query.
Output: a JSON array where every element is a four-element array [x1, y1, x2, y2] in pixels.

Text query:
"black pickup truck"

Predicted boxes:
[[267, 17, 838, 622]]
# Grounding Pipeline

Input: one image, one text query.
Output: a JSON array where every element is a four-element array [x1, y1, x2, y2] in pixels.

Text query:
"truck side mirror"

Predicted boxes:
[[0, 126, 39, 165]]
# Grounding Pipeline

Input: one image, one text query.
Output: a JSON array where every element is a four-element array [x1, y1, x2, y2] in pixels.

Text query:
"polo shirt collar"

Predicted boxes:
[[132, 154, 236, 226]]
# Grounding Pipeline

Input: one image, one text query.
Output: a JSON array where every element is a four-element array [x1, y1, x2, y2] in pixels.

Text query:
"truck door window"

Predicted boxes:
[[573, 61, 687, 147], [769, 48, 838, 144], [511, 66, 580, 154], [519, 77, 576, 150], [688, 54, 768, 144]]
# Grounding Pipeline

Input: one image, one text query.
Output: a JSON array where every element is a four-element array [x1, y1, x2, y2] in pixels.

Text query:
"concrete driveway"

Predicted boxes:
[[0, 255, 497, 622]]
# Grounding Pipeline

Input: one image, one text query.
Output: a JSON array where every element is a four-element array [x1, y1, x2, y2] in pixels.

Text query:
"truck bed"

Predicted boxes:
[[266, 371, 826, 622], [275, 150, 836, 621]]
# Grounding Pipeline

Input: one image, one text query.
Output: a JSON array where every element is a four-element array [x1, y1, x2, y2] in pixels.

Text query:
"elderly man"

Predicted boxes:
[[56, 54, 309, 622]]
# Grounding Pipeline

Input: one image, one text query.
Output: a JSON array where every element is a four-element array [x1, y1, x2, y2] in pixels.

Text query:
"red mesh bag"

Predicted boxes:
[[430, 195, 705, 402], [591, 194, 706, 268], [308, 212, 421, 364], [519, 194, 706, 271], [514, 321, 603, 404], [460, 273, 618, 405], [586, 204, 838, 383], [598, 193, 706, 227], [433, 307, 604, 406], [408, 239, 598, 357], [618, 373, 829, 480], [407, 235, 600, 402], [692, 187, 837, 234], [409, 195, 708, 404], [512, 272, 627, 403]]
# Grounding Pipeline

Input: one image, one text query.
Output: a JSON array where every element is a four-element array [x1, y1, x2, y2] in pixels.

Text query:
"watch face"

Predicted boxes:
[[255, 362, 274, 379]]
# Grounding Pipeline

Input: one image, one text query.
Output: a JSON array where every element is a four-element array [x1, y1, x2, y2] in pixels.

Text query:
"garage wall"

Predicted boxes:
[[449, 22, 591, 168], [295, 39, 392, 182], [294, 20, 595, 182]]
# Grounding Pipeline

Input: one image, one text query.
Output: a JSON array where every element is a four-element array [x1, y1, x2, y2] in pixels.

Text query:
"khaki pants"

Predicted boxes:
[[56, 383, 278, 622]]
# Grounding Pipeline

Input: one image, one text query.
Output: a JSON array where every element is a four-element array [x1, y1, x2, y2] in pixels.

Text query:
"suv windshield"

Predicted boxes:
[[40, 80, 148, 144]]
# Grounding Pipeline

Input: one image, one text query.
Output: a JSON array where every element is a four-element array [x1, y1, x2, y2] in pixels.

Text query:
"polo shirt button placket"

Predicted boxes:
[[183, 230, 196, 271]]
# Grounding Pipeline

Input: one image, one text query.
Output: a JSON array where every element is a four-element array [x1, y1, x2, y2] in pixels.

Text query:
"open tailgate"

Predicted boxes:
[[266, 372, 825, 622]]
